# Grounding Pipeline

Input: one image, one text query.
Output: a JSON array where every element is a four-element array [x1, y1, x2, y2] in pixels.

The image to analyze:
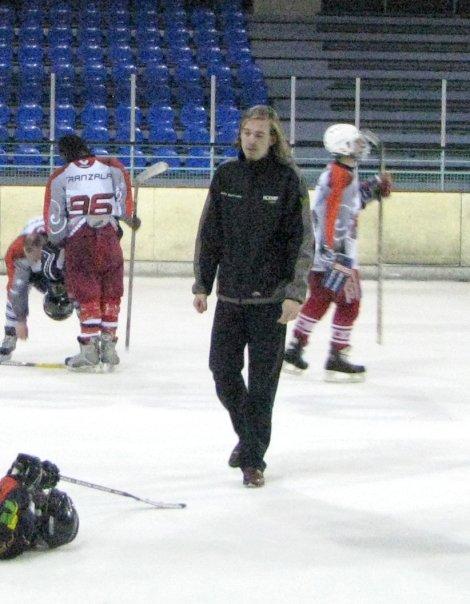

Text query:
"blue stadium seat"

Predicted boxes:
[[114, 126, 144, 143], [54, 122, 75, 139], [197, 45, 223, 67], [169, 46, 193, 65], [19, 81, 43, 104], [0, 102, 9, 125], [144, 64, 170, 85], [0, 146, 9, 165], [82, 124, 110, 143], [55, 80, 75, 104], [49, 26, 73, 47], [216, 104, 241, 125], [80, 27, 103, 45], [18, 25, 43, 45], [21, 62, 45, 82], [180, 104, 207, 127], [50, 45, 73, 65], [15, 144, 43, 166], [194, 28, 219, 47], [185, 147, 210, 168], [56, 104, 76, 126], [52, 63, 75, 81], [176, 64, 202, 85], [115, 103, 142, 127], [81, 103, 109, 126], [238, 63, 264, 84], [216, 123, 239, 144], [16, 124, 43, 142], [0, 125, 9, 141], [227, 45, 252, 66], [118, 146, 146, 168], [148, 124, 177, 144], [78, 44, 104, 64], [137, 45, 164, 65], [108, 26, 131, 45], [152, 146, 181, 167], [84, 62, 107, 82], [176, 84, 204, 104], [110, 45, 133, 65], [91, 147, 109, 157], [148, 104, 175, 127], [17, 103, 43, 125], [191, 8, 216, 29], [136, 25, 161, 45], [182, 126, 210, 144], [145, 83, 171, 104], [19, 45, 44, 65]]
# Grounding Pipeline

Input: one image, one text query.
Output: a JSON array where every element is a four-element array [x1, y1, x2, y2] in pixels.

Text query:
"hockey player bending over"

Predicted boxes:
[[43, 135, 138, 370], [284, 124, 392, 382], [0, 454, 78, 559], [0, 217, 73, 362]]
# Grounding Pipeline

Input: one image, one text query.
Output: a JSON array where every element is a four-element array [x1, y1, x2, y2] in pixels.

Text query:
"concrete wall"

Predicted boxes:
[[1, 187, 469, 268], [252, 0, 321, 19]]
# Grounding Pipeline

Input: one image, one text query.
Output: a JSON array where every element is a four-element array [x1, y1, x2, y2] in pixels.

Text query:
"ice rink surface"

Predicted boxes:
[[1, 275, 470, 604]]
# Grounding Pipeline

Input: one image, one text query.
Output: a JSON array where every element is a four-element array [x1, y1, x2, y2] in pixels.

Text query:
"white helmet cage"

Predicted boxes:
[[323, 123, 371, 159]]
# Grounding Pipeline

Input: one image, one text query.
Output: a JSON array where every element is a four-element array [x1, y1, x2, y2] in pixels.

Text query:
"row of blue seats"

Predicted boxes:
[[0, 103, 242, 127], [0, 145, 238, 168], [1, 124, 240, 145]]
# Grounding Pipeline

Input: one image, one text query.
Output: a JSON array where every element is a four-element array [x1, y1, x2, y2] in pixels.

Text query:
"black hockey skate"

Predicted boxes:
[[283, 339, 308, 373], [324, 347, 365, 383], [0, 327, 17, 362]]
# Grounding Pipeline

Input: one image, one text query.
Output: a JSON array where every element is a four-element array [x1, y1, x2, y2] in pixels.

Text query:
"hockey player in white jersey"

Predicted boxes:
[[0, 217, 72, 362], [43, 135, 137, 370], [284, 124, 392, 381]]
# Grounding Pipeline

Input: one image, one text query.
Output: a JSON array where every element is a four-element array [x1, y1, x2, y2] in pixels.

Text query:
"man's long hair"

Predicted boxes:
[[58, 135, 92, 163], [236, 105, 292, 163]]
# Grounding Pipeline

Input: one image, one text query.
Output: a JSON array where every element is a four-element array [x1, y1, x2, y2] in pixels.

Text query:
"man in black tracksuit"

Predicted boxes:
[[193, 105, 313, 487]]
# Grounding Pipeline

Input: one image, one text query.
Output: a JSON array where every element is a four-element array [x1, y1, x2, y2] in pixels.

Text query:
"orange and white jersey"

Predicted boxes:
[[43, 156, 133, 244]]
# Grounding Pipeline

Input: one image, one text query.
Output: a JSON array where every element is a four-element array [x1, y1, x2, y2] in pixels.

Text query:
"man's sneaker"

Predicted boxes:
[[65, 338, 100, 370], [283, 339, 308, 372], [242, 467, 265, 488], [324, 347, 366, 383], [228, 442, 241, 468], [100, 333, 120, 366]]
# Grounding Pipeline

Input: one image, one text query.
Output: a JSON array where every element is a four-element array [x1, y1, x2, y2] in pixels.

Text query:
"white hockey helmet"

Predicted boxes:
[[323, 123, 370, 159]]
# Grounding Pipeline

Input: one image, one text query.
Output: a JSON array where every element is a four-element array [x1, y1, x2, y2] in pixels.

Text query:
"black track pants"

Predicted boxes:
[[209, 300, 286, 470]]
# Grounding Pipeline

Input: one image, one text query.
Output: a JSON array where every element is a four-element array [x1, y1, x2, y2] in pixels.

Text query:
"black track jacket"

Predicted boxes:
[[193, 151, 313, 304]]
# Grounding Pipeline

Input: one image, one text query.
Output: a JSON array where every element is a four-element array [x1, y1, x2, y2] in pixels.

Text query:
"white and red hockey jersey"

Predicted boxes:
[[312, 161, 380, 272], [43, 156, 133, 244]]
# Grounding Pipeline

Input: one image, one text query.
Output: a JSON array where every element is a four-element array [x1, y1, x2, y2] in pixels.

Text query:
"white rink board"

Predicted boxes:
[[1, 276, 470, 604]]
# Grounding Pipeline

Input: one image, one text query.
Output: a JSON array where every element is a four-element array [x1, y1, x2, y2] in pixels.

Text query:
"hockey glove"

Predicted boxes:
[[375, 172, 392, 199], [8, 454, 43, 490], [39, 461, 60, 490], [323, 253, 353, 292]]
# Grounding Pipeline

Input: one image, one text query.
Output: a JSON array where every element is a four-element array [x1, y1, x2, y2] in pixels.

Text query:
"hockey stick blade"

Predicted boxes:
[[60, 475, 186, 509], [0, 360, 66, 369], [361, 128, 381, 149], [135, 161, 169, 185]]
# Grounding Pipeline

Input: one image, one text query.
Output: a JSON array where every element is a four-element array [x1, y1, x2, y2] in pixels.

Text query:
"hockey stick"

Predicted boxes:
[[362, 129, 385, 344], [60, 475, 186, 509], [0, 360, 66, 369], [125, 161, 169, 350]]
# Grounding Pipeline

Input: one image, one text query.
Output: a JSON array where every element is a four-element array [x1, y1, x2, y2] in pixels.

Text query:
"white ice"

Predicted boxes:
[[1, 275, 470, 604]]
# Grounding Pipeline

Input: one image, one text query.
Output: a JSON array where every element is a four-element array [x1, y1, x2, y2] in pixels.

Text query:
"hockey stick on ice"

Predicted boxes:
[[125, 161, 169, 350], [60, 475, 186, 509], [0, 360, 66, 369], [362, 130, 385, 344]]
